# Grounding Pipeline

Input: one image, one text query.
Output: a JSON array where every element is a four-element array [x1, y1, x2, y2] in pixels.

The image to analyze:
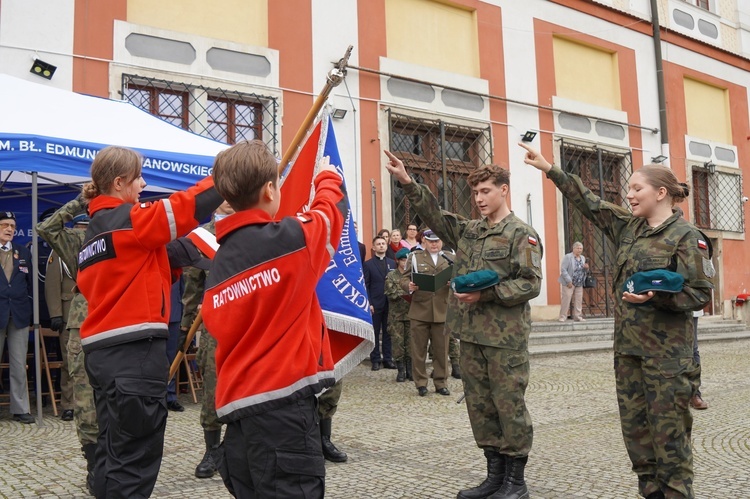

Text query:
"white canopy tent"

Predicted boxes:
[[0, 73, 228, 425]]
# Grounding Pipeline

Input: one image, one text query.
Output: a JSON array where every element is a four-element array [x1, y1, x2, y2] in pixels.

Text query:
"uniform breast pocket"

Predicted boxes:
[[638, 256, 671, 271], [483, 246, 510, 261]]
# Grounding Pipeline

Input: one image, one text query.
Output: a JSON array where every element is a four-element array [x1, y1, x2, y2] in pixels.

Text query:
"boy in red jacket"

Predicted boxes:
[[202, 140, 346, 498]]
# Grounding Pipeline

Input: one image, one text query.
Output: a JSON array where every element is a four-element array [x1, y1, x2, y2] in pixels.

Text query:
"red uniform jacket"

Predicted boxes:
[[202, 171, 346, 422], [78, 177, 221, 352]]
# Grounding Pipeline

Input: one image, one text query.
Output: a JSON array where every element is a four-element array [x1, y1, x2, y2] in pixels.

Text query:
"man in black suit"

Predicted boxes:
[[0, 212, 35, 424], [363, 236, 395, 371]]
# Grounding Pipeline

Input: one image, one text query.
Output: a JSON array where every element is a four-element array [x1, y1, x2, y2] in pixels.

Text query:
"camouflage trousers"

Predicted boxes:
[[58, 327, 74, 410], [318, 378, 343, 420], [197, 329, 221, 431], [614, 355, 700, 499], [387, 319, 411, 363], [66, 328, 98, 446], [448, 336, 459, 365], [461, 341, 532, 457]]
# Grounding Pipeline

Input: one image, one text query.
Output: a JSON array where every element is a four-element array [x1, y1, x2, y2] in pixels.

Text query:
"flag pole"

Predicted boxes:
[[278, 45, 352, 176], [168, 45, 354, 381]]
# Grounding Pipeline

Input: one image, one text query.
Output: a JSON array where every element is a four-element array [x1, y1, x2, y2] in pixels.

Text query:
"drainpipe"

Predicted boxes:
[[651, 0, 670, 163]]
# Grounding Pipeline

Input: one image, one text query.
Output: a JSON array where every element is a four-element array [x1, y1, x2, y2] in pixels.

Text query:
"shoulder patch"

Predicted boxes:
[[528, 235, 538, 246], [697, 239, 707, 250]]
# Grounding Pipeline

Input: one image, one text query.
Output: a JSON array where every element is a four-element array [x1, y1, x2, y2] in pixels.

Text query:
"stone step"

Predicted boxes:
[[529, 329, 750, 357]]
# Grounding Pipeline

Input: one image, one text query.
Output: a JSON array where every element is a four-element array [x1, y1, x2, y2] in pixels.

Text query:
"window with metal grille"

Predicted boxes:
[[122, 74, 279, 154], [560, 140, 633, 318], [692, 167, 743, 232], [387, 110, 493, 234]]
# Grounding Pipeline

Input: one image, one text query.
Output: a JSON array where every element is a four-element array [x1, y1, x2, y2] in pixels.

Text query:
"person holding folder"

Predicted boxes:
[[401, 230, 453, 397]]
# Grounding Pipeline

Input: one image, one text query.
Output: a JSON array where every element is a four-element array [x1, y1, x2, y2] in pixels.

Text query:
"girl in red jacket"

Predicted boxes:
[[77, 146, 221, 499]]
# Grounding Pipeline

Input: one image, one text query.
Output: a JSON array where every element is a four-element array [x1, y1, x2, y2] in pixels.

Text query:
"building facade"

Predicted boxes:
[[1, 0, 748, 318]]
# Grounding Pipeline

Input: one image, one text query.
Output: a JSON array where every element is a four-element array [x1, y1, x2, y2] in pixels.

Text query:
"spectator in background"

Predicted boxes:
[[401, 223, 420, 250], [558, 241, 588, 322], [363, 236, 396, 371], [386, 229, 403, 260], [353, 221, 366, 262], [0, 211, 34, 424]]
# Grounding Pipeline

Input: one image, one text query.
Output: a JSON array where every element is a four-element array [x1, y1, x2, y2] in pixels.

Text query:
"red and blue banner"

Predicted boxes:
[[278, 114, 374, 379]]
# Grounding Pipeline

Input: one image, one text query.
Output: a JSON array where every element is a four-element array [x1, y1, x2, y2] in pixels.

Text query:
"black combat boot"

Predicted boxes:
[[81, 443, 96, 496], [489, 456, 528, 499], [195, 429, 221, 478], [396, 361, 406, 382], [451, 363, 462, 379], [405, 358, 413, 381], [456, 449, 506, 499], [320, 418, 348, 462]]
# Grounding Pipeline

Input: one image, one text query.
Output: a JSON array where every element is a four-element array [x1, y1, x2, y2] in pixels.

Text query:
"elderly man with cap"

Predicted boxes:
[[0, 211, 35, 424], [44, 212, 91, 422], [401, 229, 453, 396]]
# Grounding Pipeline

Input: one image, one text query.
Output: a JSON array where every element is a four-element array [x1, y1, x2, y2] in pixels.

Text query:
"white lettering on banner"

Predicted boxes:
[[330, 273, 370, 311], [18, 140, 42, 152], [0, 140, 11, 151], [45, 143, 97, 160], [212, 267, 281, 308], [142, 158, 212, 177]]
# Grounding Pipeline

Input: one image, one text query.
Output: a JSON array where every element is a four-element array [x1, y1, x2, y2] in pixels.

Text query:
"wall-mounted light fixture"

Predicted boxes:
[[703, 161, 716, 174], [521, 130, 537, 142], [651, 155, 668, 164], [30, 59, 56, 80], [332, 108, 347, 120]]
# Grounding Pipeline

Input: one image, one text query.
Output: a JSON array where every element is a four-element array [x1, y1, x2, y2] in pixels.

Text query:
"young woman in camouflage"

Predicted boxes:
[[521, 142, 713, 499], [37, 197, 98, 494]]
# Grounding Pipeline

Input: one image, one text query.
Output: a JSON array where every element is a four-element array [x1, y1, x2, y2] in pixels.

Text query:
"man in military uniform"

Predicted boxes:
[[44, 214, 89, 421], [385, 150, 543, 499], [385, 248, 412, 382], [400, 230, 452, 397], [180, 201, 234, 478], [38, 199, 98, 494]]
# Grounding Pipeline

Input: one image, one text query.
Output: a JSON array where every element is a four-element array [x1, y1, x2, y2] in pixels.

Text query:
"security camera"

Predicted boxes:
[[742, 196, 749, 203]]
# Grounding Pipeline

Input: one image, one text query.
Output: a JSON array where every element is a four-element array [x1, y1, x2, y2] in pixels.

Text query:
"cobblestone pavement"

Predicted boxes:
[[1, 339, 748, 498]]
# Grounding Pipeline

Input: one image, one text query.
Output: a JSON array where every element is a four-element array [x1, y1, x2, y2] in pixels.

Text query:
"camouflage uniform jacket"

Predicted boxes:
[[546, 166, 713, 358], [384, 268, 410, 321], [181, 219, 215, 331], [401, 180, 543, 351], [37, 198, 88, 330]]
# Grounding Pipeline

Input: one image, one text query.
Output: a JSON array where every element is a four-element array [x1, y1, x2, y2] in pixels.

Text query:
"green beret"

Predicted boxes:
[[395, 248, 410, 260], [623, 270, 684, 294], [451, 270, 499, 293]]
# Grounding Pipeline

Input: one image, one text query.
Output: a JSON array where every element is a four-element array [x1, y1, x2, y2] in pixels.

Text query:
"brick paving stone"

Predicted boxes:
[[1, 339, 748, 498]]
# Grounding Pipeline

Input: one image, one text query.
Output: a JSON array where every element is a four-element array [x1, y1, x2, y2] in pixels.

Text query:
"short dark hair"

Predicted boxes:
[[372, 236, 386, 245]]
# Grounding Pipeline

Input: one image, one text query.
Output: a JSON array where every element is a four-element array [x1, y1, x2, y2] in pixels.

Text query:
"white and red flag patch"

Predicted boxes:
[[697, 239, 708, 250], [528, 235, 538, 246]]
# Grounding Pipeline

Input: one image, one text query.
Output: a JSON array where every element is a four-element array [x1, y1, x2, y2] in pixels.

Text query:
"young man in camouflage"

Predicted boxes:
[[385, 247, 413, 382], [38, 198, 98, 494], [385, 150, 542, 499]]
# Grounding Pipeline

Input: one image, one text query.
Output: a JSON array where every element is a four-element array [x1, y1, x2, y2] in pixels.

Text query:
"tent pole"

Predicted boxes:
[[32, 172, 44, 426]]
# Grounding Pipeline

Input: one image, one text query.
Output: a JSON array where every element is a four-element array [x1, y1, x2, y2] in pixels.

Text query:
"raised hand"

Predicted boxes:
[[518, 142, 552, 173], [383, 150, 412, 184]]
